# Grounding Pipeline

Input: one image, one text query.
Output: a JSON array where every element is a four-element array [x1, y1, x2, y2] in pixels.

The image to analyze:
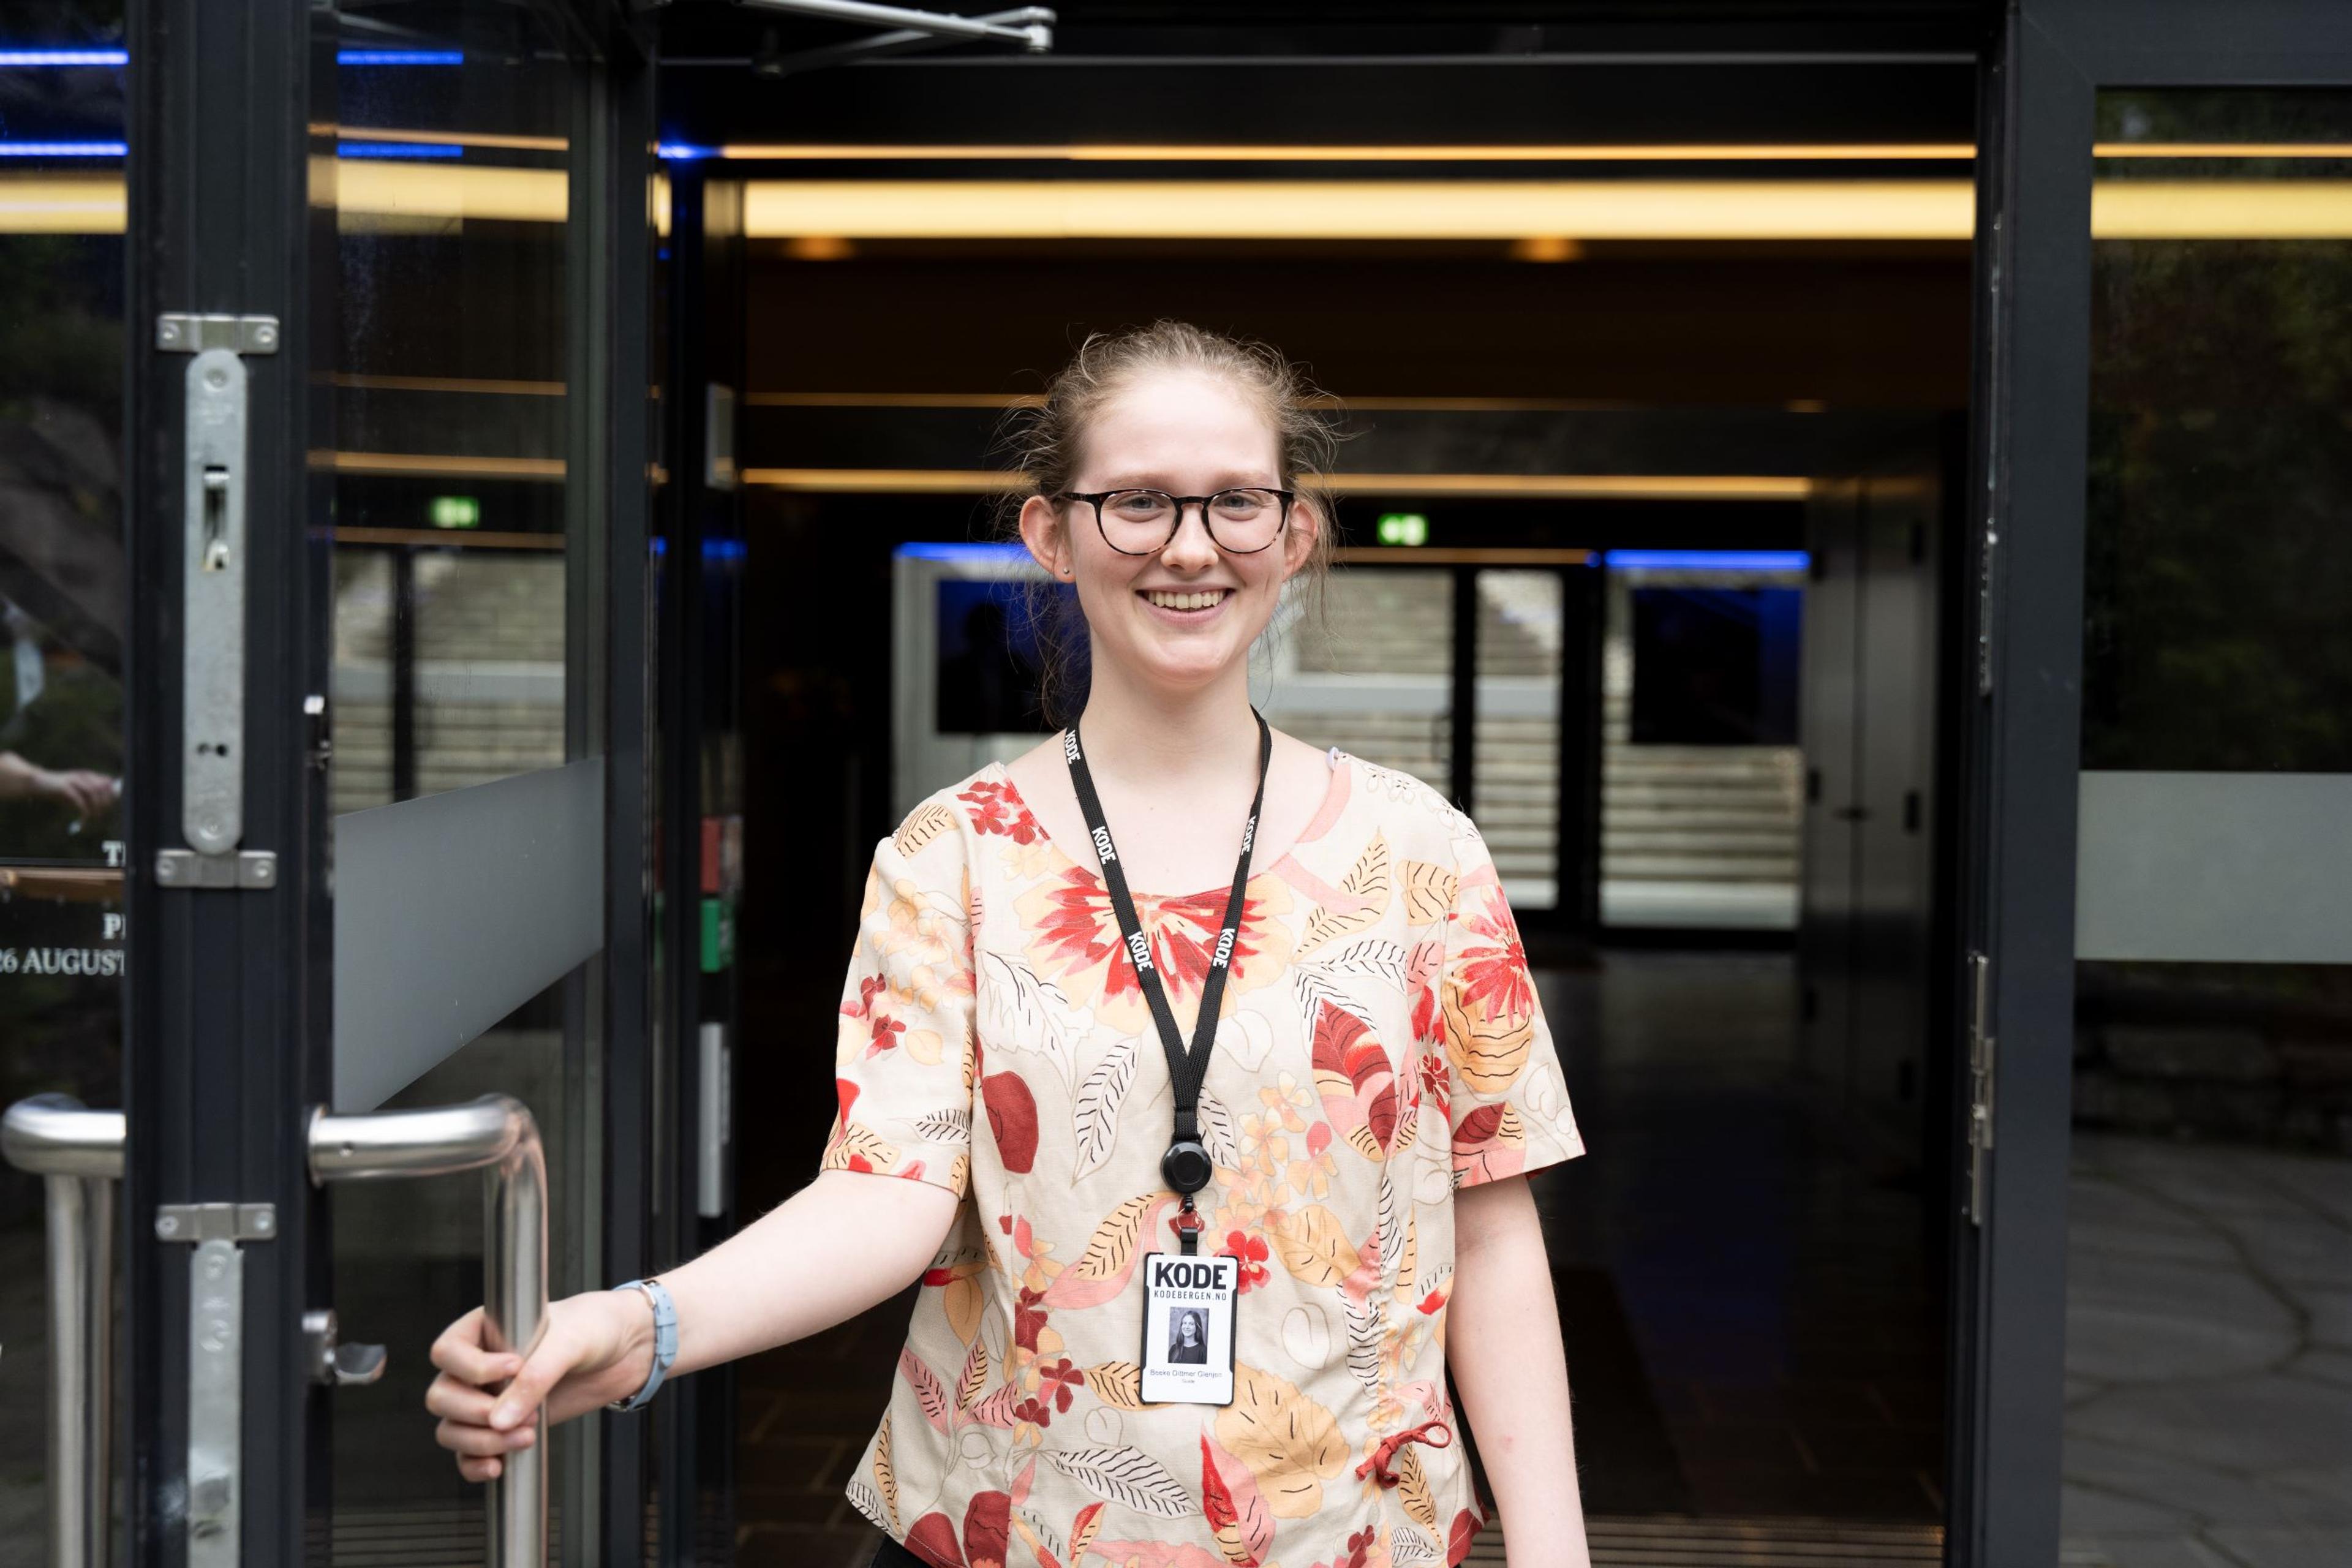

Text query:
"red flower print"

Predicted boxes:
[[1027, 873, 1280, 1007], [1419, 1054, 1452, 1120], [957, 778, 1043, 844], [1011, 1396, 1054, 1430], [834, 1077, 860, 1123], [843, 971, 887, 1020], [1013, 1285, 1049, 1353], [1224, 1231, 1270, 1293], [866, 1009, 906, 1056], [1415, 1286, 1447, 1316], [845, 1152, 875, 1174], [981, 1071, 1039, 1173], [1451, 897, 1535, 1024], [1036, 1357, 1083, 1413]]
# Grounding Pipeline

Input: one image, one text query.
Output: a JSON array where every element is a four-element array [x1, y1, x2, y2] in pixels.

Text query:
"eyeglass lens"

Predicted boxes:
[[1095, 489, 1286, 553]]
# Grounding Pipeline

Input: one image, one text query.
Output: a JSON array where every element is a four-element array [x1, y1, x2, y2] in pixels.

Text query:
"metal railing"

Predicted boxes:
[[1, 1094, 123, 1568], [311, 1093, 548, 1568], [2, 1091, 548, 1568]]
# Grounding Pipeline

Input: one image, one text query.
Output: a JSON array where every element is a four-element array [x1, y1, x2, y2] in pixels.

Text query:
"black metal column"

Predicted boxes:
[[120, 1, 331, 1564]]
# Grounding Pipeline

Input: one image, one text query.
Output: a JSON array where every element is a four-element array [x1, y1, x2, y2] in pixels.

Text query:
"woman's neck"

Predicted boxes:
[[1073, 660, 1259, 788]]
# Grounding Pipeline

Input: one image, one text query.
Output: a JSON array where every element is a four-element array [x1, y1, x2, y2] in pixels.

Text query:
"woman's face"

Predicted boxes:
[[1179, 1314, 1200, 1344], [1021, 369, 1317, 699]]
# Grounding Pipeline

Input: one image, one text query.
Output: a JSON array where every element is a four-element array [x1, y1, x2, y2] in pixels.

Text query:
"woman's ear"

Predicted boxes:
[[1019, 494, 1072, 579], [1281, 496, 1321, 579]]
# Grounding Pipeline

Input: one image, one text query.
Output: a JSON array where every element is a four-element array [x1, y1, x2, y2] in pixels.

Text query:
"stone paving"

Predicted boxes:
[[2062, 1132, 2352, 1568]]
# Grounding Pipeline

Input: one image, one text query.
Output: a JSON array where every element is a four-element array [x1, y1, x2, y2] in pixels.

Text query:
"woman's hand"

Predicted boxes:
[[424, 1290, 653, 1482]]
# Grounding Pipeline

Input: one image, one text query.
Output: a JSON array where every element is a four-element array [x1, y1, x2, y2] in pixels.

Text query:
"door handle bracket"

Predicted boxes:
[[155, 1200, 276, 1566]]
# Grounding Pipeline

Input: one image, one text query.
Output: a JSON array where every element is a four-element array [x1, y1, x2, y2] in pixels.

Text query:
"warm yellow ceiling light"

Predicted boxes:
[[10, 165, 2352, 240], [720, 141, 1980, 162], [739, 468, 1812, 501], [2092, 180, 2352, 238], [743, 179, 1978, 240]]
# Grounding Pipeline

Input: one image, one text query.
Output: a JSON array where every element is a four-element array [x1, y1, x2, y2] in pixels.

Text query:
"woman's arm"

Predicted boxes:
[[429, 1170, 959, 1479], [1448, 1175, 1591, 1568]]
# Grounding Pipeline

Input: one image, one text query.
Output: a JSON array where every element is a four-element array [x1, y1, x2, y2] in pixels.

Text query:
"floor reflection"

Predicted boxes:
[[734, 949, 1951, 1564], [2062, 1133, 2352, 1568]]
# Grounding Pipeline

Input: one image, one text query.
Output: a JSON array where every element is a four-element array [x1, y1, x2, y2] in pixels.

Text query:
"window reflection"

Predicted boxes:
[[2065, 88, 2352, 1568]]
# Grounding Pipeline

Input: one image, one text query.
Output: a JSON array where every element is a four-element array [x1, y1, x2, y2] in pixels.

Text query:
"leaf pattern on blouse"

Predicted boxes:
[[820, 753, 1581, 1568]]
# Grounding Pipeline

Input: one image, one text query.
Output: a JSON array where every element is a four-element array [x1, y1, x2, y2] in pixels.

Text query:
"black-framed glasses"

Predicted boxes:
[[1055, 487, 1295, 556]]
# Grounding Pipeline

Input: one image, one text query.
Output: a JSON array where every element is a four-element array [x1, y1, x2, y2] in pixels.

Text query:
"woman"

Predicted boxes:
[[426, 321, 1592, 1568], [1168, 1310, 1209, 1366]]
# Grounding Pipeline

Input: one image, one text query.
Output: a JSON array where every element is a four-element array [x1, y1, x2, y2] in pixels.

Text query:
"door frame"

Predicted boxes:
[[1961, 4, 2352, 1563], [118, 2, 663, 1563]]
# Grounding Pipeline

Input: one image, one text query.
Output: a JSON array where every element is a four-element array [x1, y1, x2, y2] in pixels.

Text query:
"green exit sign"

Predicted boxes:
[[1376, 512, 1428, 546], [429, 495, 481, 529]]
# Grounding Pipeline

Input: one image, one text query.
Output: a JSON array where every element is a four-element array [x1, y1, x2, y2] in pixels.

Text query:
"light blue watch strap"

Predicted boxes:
[[607, 1278, 678, 1412]]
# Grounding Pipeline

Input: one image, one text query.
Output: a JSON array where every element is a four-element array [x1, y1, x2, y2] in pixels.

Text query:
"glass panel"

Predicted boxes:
[[0, 6, 128, 1542], [1262, 567, 1452, 795], [328, 12, 573, 812], [1601, 561, 1804, 929], [318, 12, 603, 1553], [1474, 569, 1563, 910], [2064, 89, 2352, 1568]]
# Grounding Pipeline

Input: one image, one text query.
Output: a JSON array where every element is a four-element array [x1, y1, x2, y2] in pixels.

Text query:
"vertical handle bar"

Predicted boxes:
[[309, 1094, 547, 1568], [2, 1093, 124, 1568]]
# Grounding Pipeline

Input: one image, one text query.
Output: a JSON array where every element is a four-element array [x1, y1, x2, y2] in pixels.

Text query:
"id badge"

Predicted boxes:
[[1138, 1252, 1238, 1406]]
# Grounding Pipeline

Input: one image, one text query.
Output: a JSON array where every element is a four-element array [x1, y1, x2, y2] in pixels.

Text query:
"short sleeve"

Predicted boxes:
[[1438, 823, 1585, 1187], [819, 816, 978, 1197]]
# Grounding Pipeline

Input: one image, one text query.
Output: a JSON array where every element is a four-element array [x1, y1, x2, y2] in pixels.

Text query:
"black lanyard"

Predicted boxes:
[[1063, 709, 1272, 1253]]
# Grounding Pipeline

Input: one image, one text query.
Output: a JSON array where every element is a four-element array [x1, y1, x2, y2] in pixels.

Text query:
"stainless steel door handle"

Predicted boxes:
[[309, 1093, 548, 1568]]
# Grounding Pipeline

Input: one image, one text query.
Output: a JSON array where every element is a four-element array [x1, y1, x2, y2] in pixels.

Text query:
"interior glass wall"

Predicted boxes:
[[0, 16, 127, 1556], [2062, 89, 2352, 1568]]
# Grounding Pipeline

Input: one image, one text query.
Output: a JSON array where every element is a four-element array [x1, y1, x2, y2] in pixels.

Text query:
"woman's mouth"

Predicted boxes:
[[1140, 588, 1230, 616]]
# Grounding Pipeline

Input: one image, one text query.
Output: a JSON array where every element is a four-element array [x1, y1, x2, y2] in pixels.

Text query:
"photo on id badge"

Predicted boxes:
[[1139, 1251, 1237, 1405]]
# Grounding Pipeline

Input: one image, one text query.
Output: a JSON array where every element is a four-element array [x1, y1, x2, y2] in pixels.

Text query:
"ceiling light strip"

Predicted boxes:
[[739, 468, 1810, 500]]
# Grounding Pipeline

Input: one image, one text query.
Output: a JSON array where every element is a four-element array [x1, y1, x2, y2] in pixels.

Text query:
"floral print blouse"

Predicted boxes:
[[821, 748, 1584, 1568]]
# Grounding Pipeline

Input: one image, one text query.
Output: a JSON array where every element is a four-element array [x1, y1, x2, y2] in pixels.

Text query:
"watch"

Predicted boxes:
[[606, 1278, 679, 1412]]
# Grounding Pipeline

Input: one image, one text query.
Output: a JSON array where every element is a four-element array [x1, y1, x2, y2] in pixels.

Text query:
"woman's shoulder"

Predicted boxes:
[[877, 762, 1020, 876], [1325, 748, 1482, 858]]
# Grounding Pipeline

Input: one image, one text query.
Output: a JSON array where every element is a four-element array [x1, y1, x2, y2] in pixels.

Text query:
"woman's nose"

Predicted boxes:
[[1158, 502, 1221, 569]]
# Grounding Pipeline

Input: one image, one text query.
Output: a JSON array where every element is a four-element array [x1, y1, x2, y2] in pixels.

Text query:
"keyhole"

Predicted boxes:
[[201, 466, 230, 570]]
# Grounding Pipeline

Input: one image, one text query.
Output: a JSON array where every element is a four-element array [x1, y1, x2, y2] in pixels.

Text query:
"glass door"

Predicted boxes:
[[1969, 4, 2352, 1564], [99, 3, 660, 1565]]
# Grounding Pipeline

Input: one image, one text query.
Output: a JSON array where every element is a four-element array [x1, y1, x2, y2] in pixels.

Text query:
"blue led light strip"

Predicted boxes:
[[655, 143, 716, 162], [0, 140, 126, 157], [1602, 549, 1811, 572], [336, 49, 463, 66], [894, 542, 1035, 565], [335, 141, 462, 160], [0, 48, 128, 66]]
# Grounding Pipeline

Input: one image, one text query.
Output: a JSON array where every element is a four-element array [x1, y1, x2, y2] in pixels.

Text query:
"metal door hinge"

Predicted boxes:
[[160, 312, 278, 873], [157, 314, 280, 355], [155, 1199, 274, 1567], [155, 849, 277, 889], [1975, 527, 1998, 698], [154, 1202, 276, 1242], [1965, 951, 1996, 1226]]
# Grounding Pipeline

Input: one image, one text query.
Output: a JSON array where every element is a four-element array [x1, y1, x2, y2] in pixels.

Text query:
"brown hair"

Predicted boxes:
[[995, 320, 1344, 724]]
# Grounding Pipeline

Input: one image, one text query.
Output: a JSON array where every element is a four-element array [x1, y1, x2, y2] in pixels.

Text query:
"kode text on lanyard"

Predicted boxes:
[[1062, 710, 1270, 1407]]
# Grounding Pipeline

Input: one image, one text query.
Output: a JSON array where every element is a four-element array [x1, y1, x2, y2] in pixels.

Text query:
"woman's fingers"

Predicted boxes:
[[488, 1329, 579, 1431], [423, 1371, 500, 1426], [429, 1307, 524, 1387], [459, 1455, 502, 1484], [436, 1415, 538, 1458]]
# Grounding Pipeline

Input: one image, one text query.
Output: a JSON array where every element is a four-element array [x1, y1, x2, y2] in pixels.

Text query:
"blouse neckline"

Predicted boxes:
[[984, 745, 1352, 903]]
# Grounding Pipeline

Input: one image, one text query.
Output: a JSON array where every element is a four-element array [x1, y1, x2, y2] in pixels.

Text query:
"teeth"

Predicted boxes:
[[1145, 589, 1226, 611]]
